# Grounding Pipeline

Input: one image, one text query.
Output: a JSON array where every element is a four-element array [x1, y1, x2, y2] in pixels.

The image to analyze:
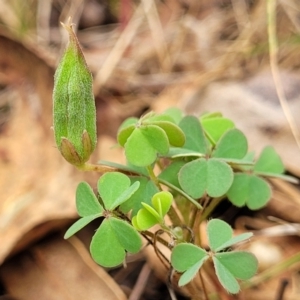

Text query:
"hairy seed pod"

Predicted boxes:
[[53, 19, 97, 166]]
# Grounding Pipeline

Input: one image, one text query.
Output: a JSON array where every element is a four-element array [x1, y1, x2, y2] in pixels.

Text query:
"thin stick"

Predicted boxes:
[[129, 263, 152, 300], [267, 0, 300, 150], [93, 3, 145, 94], [141, 0, 172, 72]]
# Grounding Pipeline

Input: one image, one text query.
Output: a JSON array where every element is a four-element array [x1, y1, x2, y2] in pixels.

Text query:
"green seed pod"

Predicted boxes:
[[53, 19, 97, 166]]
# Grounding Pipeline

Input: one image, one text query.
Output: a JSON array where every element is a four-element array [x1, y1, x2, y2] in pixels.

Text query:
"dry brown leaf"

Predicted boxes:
[[0, 235, 126, 300], [0, 95, 81, 264]]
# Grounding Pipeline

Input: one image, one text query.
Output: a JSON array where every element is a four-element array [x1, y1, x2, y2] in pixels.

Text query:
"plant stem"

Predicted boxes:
[[158, 178, 202, 209], [147, 165, 162, 191], [167, 205, 183, 227], [188, 206, 198, 232], [199, 270, 209, 300], [78, 162, 118, 172], [143, 230, 170, 248], [199, 197, 224, 223]]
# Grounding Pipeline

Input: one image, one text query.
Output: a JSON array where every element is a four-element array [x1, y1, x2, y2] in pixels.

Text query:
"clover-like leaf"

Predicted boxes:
[[201, 116, 235, 144], [90, 218, 142, 267], [125, 125, 169, 166], [178, 158, 233, 198], [213, 251, 258, 294], [254, 146, 284, 174], [76, 181, 104, 217], [179, 116, 209, 154], [98, 172, 139, 210], [132, 191, 173, 230], [226, 173, 272, 210], [207, 219, 253, 252], [171, 243, 209, 286], [151, 191, 173, 218], [212, 129, 248, 159]]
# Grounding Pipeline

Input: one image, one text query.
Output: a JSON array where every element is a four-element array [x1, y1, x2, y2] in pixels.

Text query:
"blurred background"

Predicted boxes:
[[0, 0, 300, 299]]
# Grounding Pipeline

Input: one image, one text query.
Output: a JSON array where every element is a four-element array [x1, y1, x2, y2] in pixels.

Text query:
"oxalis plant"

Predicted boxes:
[[53, 19, 298, 296]]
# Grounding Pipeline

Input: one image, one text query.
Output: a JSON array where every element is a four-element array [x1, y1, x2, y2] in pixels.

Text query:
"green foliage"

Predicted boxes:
[[120, 177, 159, 216], [117, 112, 185, 166], [64, 172, 142, 267], [179, 116, 209, 154], [97, 172, 140, 210], [52, 16, 299, 294], [55, 92, 298, 294], [178, 158, 234, 198], [200, 115, 235, 144], [53, 20, 96, 166], [171, 219, 258, 293], [254, 145, 284, 174], [132, 191, 173, 230], [90, 218, 142, 267], [212, 129, 248, 159]]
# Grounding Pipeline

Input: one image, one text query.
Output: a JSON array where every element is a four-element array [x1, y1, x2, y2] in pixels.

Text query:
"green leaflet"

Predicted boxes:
[[53, 19, 96, 166]]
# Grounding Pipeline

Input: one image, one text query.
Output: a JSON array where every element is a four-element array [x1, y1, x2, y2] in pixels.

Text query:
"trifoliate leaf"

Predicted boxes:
[[125, 126, 169, 166], [178, 158, 233, 198], [90, 218, 142, 267], [132, 191, 173, 230]]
